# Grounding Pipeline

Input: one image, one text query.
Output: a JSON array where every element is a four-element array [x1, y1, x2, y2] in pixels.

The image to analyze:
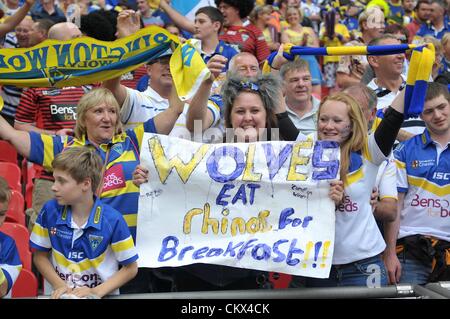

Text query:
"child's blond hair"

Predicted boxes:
[[52, 147, 103, 193]]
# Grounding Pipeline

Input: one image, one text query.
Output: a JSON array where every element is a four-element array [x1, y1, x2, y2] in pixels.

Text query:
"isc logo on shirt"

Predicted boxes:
[[68, 251, 84, 259], [433, 172, 450, 180]]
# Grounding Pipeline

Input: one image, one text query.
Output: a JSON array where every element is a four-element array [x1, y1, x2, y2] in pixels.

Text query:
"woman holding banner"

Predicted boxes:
[[133, 73, 344, 291], [283, 89, 408, 287]]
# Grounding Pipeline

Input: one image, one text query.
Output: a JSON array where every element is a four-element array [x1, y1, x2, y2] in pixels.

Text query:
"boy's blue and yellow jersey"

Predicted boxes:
[[30, 197, 138, 295], [0, 232, 22, 298], [394, 130, 450, 241], [28, 119, 157, 240]]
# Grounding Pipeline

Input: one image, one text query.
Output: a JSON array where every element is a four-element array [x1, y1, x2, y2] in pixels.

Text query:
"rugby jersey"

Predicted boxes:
[[201, 40, 238, 73], [15, 86, 92, 180], [121, 87, 169, 130], [376, 156, 398, 201], [372, 108, 425, 143], [0, 232, 22, 298], [394, 130, 450, 241], [120, 65, 148, 90], [30, 198, 138, 295], [0, 85, 23, 119], [27, 118, 157, 240], [15, 86, 91, 131], [122, 87, 221, 142], [219, 22, 270, 64]]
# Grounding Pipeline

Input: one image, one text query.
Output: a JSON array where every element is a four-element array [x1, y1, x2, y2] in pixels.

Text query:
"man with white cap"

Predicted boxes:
[[108, 48, 175, 130]]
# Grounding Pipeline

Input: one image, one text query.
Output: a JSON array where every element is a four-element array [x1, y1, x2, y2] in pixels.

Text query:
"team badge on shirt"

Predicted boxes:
[[50, 227, 57, 236], [412, 160, 419, 169], [112, 144, 123, 155], [89, 235, 103, 251]]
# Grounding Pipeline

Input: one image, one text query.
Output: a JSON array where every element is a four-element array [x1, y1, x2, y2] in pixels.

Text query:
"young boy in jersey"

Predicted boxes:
[[0, 176, 22, 298], [385, 82, 450, 285], [30, 147, 138, 299]]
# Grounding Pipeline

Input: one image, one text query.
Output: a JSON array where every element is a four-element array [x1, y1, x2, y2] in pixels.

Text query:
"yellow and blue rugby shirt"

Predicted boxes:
[[28, 118, 157, 240], [30, 197, 138, 295], [394, 130, 450, 241], [0, 232, 22, 298]]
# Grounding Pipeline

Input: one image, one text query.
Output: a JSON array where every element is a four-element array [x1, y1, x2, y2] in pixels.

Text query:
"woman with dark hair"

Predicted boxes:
[[221, 73, 280, 142], [133, 73, 344, 291]]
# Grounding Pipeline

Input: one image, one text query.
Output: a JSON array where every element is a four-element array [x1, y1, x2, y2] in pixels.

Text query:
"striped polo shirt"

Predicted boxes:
[[28, 118, 157, 240], [30, 198, 138, 295], [0, 232, 22, 298], [394, 130, 450, 241]]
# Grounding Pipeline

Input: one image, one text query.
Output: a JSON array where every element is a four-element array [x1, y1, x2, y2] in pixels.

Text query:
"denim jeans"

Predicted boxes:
[[398, 251, 432, 285], [305, 255, 388, 287]]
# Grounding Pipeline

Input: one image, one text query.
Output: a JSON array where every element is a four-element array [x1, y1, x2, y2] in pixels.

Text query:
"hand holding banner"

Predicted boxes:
[[136, 134, 340, 278]]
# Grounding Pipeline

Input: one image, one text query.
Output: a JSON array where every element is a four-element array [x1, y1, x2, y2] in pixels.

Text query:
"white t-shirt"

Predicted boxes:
[[376, 155, 398, 201], [122, 87, 222, 141], [297, 132, 388, 264]]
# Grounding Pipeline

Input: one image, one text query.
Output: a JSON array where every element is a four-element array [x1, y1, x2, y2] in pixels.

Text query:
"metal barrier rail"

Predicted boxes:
[[105, 284, 444, 299], [424, 281, 450, 298]]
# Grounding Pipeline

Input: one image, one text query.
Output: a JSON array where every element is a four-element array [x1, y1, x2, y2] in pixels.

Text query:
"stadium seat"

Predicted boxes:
[[11, 268, 38, 298], [0, 222, 31, 270], [0, 162, 21, 192], [23, 161, 37, 209], [269, 272, 292, 289], [5, 190, 25, 226], [0, 140, 17, 164]]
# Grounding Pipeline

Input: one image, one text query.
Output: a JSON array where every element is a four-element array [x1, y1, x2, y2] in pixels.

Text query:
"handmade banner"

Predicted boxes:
[[136, 134, 340, 278]]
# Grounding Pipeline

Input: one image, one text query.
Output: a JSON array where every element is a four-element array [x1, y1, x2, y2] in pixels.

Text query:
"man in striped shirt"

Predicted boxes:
[[215, 0, 270, 65]]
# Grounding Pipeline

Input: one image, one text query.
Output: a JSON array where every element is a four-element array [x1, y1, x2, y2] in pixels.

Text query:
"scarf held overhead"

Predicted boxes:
[[0, 26, 208, 103]]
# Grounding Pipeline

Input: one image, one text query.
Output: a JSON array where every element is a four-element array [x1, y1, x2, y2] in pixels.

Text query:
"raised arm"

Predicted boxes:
[[0, 114, 31, 158], [159, 0, 195, 34], [0, 0, 35, 37], [102, 10, 141, 106], [186, 54, 227, 132], [15, 121, 73, 136], [152, 85, 185, 134]]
